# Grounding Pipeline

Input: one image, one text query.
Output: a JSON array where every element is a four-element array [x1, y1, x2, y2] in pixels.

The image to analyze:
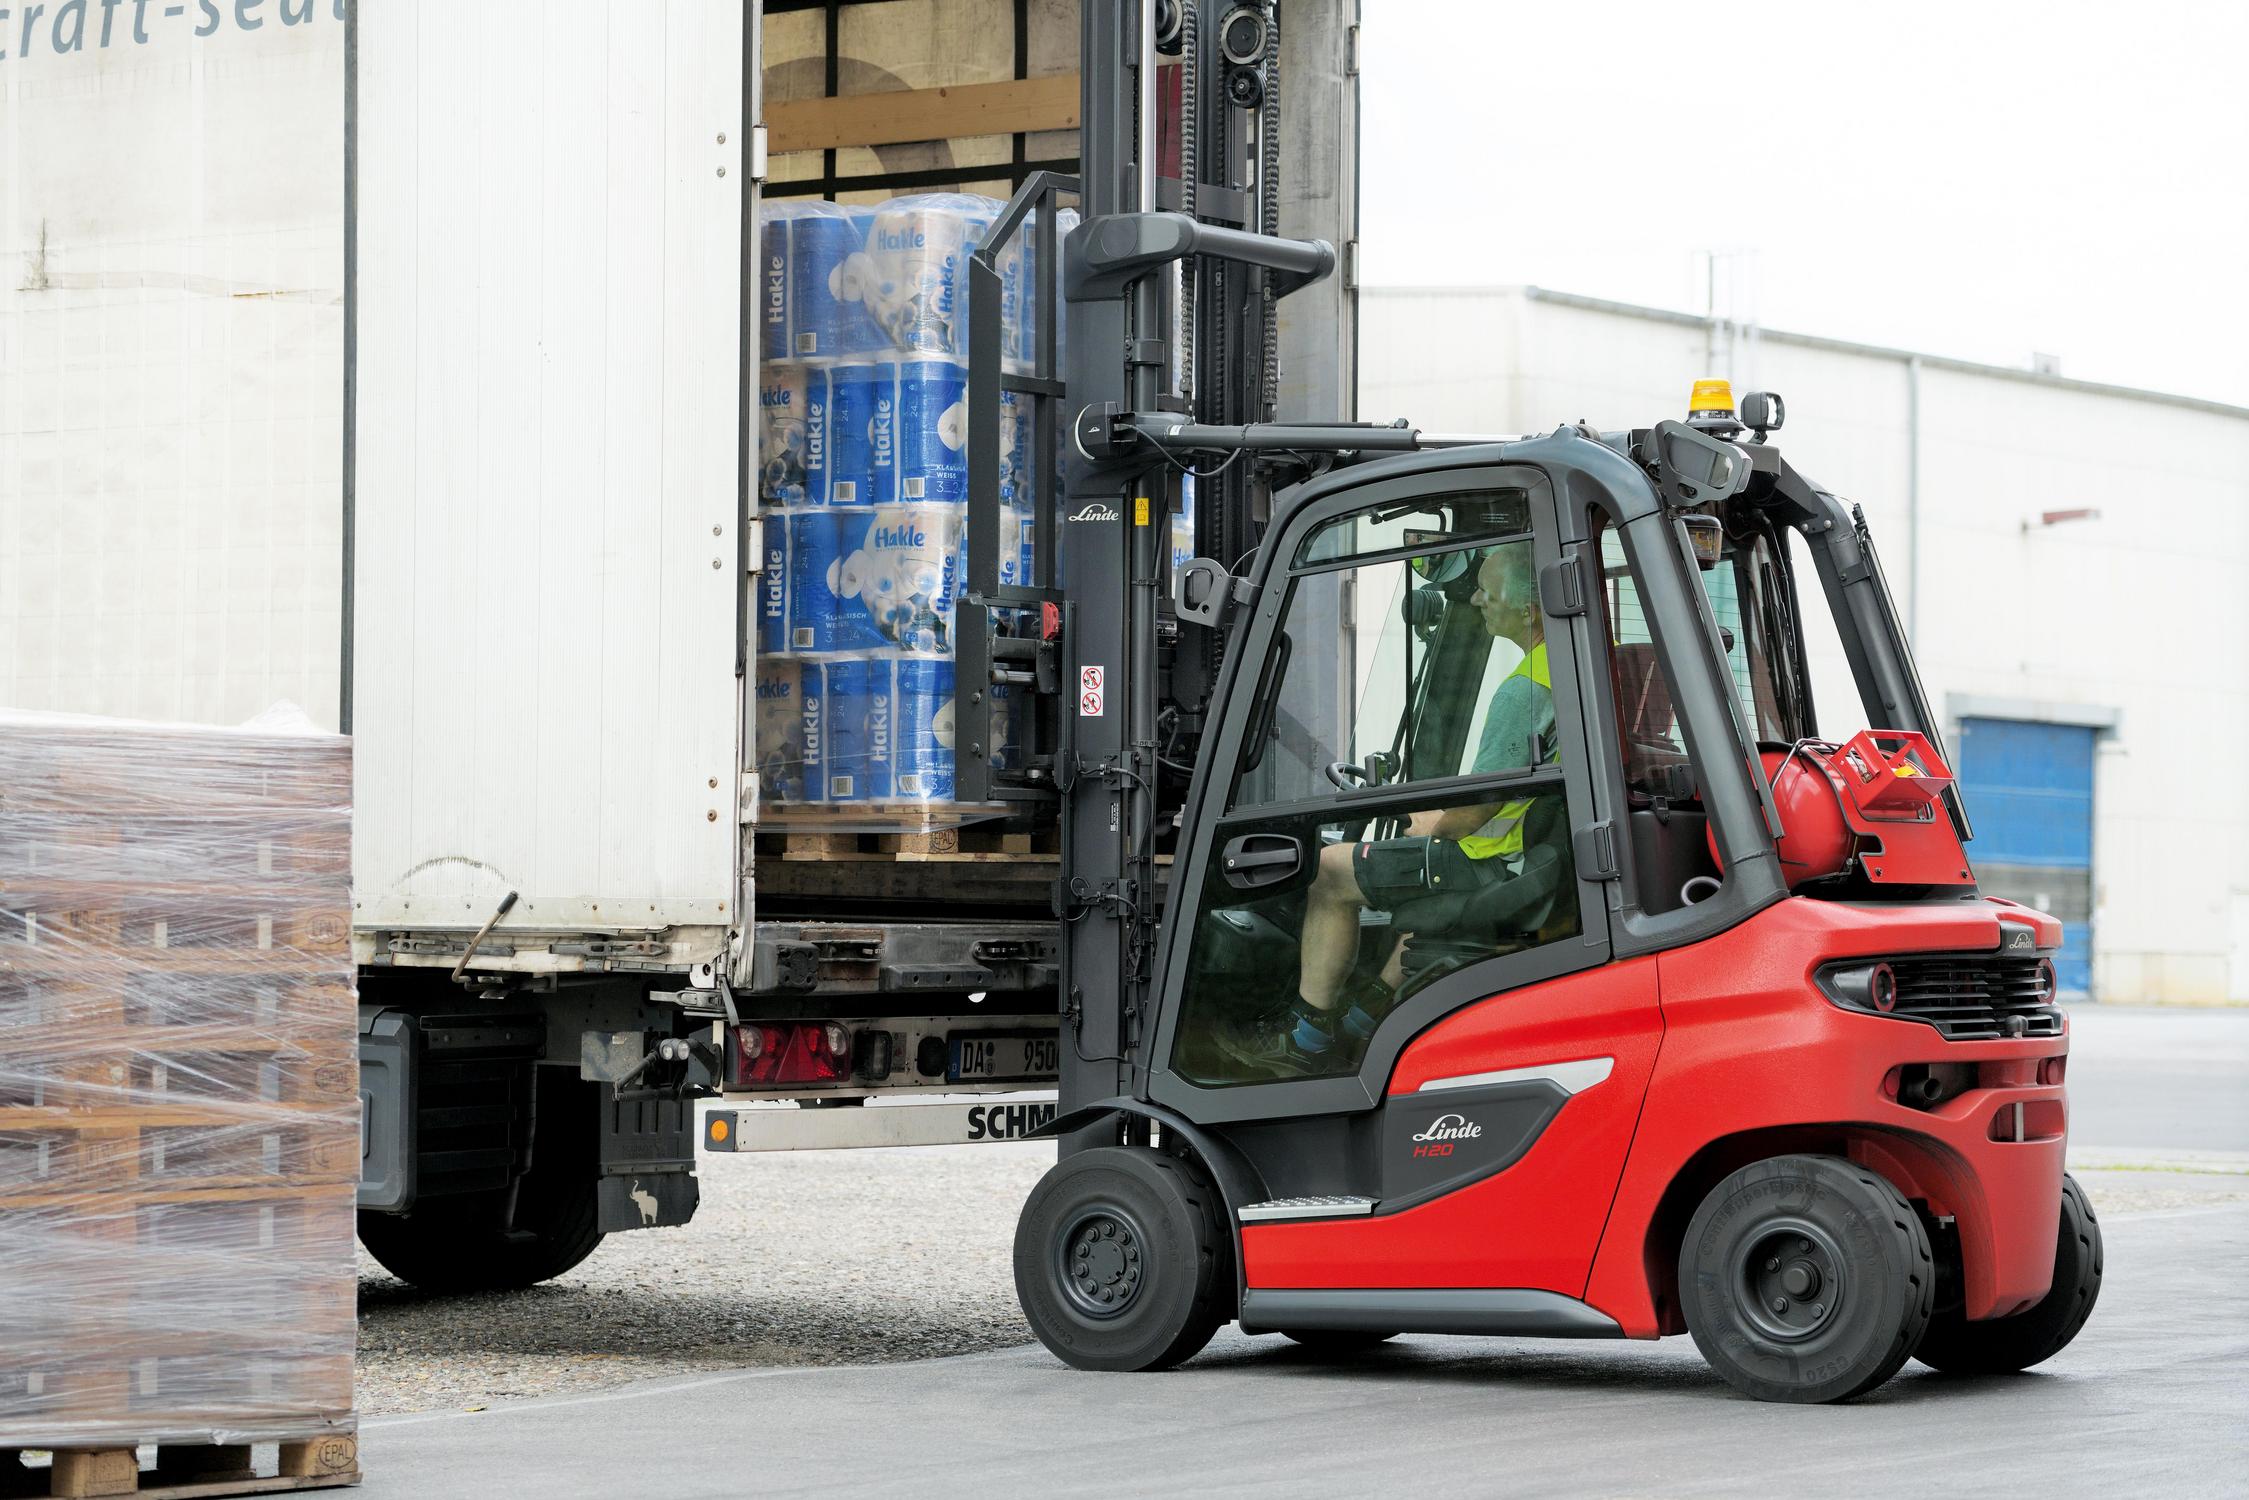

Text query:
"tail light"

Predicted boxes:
[[731, 1022, 852, 1087], [2033, 958, 2058, 1004]]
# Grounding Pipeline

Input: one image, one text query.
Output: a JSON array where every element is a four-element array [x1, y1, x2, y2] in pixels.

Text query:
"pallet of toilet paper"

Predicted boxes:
[[751, 193, 1055, 823]]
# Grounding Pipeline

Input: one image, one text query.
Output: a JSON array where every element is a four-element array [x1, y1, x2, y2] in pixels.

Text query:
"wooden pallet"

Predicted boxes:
[[0, 729, 350, 819], [756, 817, 1055, 863], [0, 884, 350, 969], [0, 815, 350, 890], [1, 1434, 358, 1498], [0, 1185, 356, 1451]]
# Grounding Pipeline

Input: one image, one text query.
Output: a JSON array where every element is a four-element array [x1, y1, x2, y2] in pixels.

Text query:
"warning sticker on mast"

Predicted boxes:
[[1079, 665, 1105, 717]]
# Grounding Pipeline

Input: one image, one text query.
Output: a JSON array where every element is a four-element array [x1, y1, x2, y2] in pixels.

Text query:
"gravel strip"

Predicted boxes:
[[356, 1142, 1054, 1416]]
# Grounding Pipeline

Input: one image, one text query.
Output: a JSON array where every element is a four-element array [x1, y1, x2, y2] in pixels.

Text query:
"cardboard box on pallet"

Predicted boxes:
[[0, 710, 358, 1483]]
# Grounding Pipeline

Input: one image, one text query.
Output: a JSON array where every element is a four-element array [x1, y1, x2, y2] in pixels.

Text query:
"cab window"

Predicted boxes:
[[1170, 487, 1582, 1088], [1599, 514, 1805, 800]]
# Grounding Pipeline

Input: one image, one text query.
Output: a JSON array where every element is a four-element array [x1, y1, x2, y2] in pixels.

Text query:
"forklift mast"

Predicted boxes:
[[958, 1, 1360, 1137]]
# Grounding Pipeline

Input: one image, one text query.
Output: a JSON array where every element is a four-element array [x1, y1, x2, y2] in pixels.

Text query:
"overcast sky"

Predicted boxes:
[[1358, 0, 2249, 408]]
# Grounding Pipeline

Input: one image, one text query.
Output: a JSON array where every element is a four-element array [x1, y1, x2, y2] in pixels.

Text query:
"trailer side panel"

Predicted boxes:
[[352, 1, 747, 936]]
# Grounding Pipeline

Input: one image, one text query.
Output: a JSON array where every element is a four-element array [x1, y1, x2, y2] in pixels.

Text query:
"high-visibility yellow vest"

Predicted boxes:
[[1458, 641, 1553, 862]]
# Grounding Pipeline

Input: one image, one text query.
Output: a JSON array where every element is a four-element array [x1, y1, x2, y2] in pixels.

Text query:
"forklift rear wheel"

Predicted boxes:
[[1014, 1147, 1228, 1372], [1679, 1154, 1933, 1403], [1913, 1172, 2102, 1375], [1278, 1329, 1399, 1355]]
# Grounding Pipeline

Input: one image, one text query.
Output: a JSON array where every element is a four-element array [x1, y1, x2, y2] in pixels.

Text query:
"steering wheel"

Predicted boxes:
[[1324, 761, 1373, 791]]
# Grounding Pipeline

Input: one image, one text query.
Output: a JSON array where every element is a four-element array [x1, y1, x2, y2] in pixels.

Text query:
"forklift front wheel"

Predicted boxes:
[[1679, 1154, 1934, 1404], [1014, 1147, 1228, 1372]]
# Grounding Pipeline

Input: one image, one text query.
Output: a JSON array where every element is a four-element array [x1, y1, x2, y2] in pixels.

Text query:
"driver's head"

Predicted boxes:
[[1470, 543, 1541, 646]]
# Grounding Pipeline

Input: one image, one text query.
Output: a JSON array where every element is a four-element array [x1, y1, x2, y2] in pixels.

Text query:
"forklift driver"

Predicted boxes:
[[1241, 540, 1556, 1074]]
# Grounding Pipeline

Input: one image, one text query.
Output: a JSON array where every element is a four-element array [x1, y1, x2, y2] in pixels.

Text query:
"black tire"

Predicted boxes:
[[1679, 1154, 1934, 1404], [358, 1070, 606, 1293], [1278, 1329, 1399, 1355], [358, 1171, 605, 1293], [1014, 1147, 1228, 1372], [1914, 1173, 2102, 1375]]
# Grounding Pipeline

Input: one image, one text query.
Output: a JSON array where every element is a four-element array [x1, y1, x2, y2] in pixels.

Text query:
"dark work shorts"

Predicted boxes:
[[1351, 836, 1496, 912]]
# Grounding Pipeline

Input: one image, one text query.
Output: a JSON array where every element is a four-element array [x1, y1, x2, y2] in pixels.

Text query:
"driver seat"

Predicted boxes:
[[1388, 797, 1574, 987]]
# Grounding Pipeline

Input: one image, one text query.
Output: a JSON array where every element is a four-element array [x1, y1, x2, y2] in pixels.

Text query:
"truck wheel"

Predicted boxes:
[[1279, 1329, 1398, 1355], [359, 1170, 605, 1293], [1679, 1154, 1933, 1403], [1914, 1173, 2102, 1375], [1014, 1147, 1228, 1372]]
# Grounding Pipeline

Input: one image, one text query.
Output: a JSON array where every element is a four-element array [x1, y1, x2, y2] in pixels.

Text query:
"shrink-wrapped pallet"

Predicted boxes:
[[0, 709, 358, 1460]]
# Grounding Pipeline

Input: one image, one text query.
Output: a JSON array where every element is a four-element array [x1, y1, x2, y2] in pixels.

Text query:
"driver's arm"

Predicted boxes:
[[1408, 803, 1499, 839]]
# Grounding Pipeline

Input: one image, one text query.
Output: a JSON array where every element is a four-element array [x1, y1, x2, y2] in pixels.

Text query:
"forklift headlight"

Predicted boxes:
[[1827, 961, 1898, 1014]]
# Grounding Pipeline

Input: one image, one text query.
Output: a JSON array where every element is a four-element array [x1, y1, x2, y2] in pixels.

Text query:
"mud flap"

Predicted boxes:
[[598, 1169, 699, 1232], [597, 1092, 700, 1231]]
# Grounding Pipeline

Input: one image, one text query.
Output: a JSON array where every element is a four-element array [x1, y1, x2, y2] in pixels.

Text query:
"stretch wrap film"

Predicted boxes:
[[0, 711, 357, 1448]]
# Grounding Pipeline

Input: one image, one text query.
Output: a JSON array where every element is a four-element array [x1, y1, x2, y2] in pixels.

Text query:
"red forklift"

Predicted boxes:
[[998, 1, 2101, 1404]]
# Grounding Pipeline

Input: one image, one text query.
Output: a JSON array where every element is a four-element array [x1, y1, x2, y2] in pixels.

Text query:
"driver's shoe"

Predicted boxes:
[[1214, 1001, 1340, 1079]]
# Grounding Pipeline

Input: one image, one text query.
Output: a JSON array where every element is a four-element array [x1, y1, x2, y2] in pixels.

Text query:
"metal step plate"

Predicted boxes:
[[1237, 1195, 1378, 1223]]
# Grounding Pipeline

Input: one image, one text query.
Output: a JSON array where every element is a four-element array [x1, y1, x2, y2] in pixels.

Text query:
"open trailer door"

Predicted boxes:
[[348, 1, 750, 952]]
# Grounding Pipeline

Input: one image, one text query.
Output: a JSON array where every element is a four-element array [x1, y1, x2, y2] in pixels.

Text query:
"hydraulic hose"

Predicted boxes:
[[1259, 0, 1280, 420], [1178, 0, 1198, 406]]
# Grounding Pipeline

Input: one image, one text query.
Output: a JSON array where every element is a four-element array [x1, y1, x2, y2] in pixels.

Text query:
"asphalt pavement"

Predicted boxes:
[[359, 1198, 2247, 1498], [357, 1005, 2249, 1497], [2060, 1005, 2249, 1153]]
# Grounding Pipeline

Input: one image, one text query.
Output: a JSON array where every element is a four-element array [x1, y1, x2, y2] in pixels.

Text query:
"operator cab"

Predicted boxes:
[[1151, 383, 1969, 1098]]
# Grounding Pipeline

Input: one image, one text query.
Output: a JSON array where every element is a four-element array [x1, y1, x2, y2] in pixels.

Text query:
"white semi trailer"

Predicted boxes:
[[347, 0, 1359, 1288]]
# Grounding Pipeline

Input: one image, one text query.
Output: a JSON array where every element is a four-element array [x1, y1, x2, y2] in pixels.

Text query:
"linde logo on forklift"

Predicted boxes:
[[1409, 1113, 1484, 1158], [1068, 503, 1121, 522]]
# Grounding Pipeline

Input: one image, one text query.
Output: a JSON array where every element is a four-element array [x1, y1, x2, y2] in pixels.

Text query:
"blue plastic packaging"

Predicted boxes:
[[754, 657, 806, 803], [757, 513, 792, 655], [893, 657, 957, 801], [787, 203, 885, 358], [827, 359, 897, 507], [798, 658, 831, 804], [895, 357, 971, 502], [758, 363, 810, 504], [861, 194, 998, 356], [821, 657, 898, 802], [759, 208, 793, 365]]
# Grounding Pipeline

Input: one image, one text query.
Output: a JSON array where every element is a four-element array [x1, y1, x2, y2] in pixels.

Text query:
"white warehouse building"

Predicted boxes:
[[1362, 286, 2249, 1005]]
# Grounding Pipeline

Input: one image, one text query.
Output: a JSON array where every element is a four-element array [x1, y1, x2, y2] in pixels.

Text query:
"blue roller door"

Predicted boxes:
[[1953, 718, 2095, 995]]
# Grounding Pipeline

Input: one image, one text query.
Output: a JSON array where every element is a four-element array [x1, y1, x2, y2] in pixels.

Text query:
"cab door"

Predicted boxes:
[[1145, 461, 1664, 1297]]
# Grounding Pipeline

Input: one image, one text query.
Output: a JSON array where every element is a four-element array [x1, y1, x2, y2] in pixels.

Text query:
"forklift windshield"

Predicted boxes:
[[1602, 506, 1813, 802]]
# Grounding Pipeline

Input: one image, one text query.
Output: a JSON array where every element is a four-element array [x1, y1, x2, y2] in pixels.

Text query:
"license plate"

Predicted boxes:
[[948, 1031, 1060, 1084]]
